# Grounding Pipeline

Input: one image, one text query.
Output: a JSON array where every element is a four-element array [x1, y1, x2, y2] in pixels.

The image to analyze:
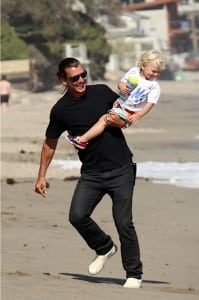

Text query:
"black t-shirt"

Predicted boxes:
[[46, 84, 133, 172]]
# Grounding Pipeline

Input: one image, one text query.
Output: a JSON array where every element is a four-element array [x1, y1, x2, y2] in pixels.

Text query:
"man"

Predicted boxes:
[[34, 57, 143, 288], [0, 74, 12, 111]]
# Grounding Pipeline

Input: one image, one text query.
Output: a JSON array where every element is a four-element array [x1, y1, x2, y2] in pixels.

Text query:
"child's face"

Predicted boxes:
[[141, 60, 160, 80]]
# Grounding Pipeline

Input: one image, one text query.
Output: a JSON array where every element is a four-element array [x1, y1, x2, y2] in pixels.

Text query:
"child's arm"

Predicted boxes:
[[118, 80, 131, 96], [113, 99, 119, 107], [128, 102, 155, 125]]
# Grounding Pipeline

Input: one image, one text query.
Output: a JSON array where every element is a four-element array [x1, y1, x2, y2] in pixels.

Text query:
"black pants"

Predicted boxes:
[[69, 163, 143, 279]]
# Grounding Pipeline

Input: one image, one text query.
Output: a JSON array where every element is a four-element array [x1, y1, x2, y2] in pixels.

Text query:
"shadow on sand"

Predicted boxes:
[[56, 272, 170, 287]]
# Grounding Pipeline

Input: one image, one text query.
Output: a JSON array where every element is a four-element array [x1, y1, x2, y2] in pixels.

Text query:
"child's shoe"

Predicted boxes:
[[66, 135, 87, 150]]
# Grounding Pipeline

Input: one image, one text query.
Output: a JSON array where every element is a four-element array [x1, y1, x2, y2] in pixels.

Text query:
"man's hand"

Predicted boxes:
[[105, 112, 126, 128], [34, 177, 47, 198]]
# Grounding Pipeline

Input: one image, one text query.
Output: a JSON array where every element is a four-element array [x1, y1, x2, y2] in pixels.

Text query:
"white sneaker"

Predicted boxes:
[[123, 278, 142, 288], [88, 244, 117, 275]]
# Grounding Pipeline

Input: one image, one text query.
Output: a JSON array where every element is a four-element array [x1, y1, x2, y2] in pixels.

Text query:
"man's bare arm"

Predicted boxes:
[[34, 138, 58, 197]]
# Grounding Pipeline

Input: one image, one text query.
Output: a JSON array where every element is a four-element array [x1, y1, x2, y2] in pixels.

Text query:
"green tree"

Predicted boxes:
[[73, 12, 111, 79], [1, 0, 122, 87], [1, 23, 28, 60], [82, 0, 123, 26]]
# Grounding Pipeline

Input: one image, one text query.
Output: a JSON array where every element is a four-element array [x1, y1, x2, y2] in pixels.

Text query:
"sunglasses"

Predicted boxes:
[[69, 70, 87, 83]]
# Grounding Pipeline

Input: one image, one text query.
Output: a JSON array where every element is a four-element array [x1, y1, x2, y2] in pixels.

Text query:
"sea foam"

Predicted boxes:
[[52, 160, 199, 189]]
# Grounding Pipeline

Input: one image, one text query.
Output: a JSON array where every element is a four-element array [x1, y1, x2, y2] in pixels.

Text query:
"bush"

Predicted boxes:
[[1, 23, 28, 60]]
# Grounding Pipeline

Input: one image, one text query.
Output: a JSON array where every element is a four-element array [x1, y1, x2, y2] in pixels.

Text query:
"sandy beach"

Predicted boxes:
[[1, 79, 199, 299]]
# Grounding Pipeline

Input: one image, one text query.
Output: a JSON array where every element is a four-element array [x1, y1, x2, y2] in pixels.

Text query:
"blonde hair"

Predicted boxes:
[[138, 50, 166, 71]]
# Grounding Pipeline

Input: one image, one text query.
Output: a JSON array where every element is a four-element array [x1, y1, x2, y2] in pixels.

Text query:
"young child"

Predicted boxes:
[[67, 49, 166, 149]]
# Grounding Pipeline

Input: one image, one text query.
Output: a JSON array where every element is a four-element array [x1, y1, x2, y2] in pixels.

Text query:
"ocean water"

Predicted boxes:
[[52, 160, 199, 189], [137, 161, 199, 189]]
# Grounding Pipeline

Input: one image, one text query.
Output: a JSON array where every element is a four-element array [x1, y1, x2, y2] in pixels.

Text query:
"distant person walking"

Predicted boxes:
[[0, 75, 12, 112]]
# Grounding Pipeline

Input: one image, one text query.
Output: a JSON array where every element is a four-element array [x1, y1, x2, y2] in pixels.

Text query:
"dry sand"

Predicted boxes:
[[1, 79, 199, 299]]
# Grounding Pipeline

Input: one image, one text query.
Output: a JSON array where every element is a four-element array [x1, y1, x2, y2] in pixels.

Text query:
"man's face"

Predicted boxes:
[[64, 64, 87, 98]]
